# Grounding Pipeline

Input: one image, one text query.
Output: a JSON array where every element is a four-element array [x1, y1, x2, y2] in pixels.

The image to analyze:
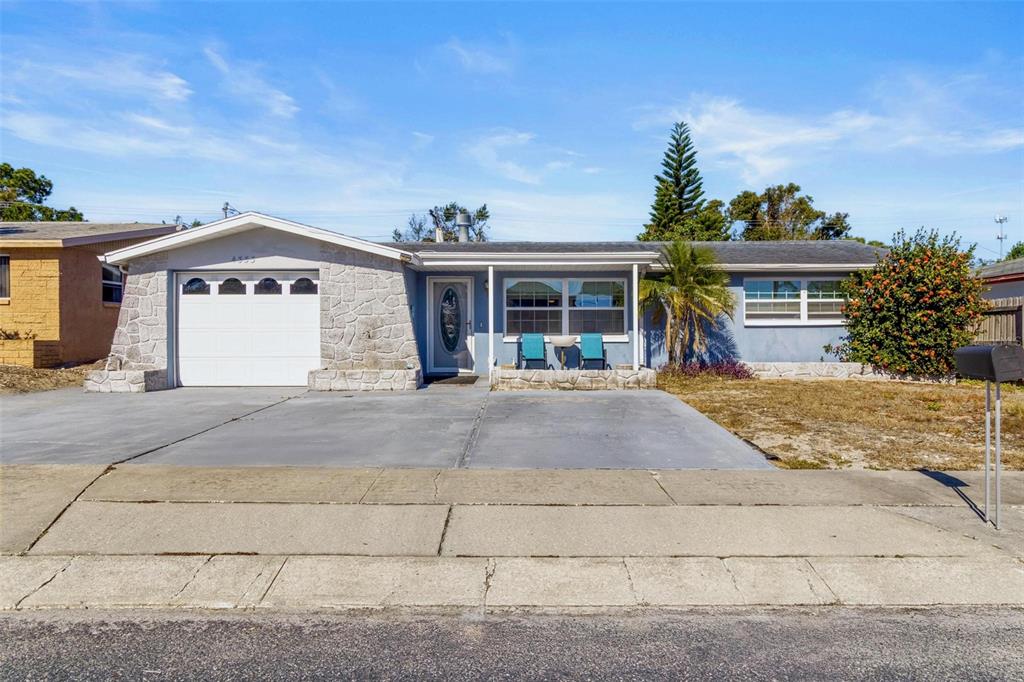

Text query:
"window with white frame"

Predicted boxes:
[[505, 278, 627, 336], [807, 280, 847, 320], [743, 278, 847, 324], [505, 279, 562, 335], [568, 279, 625, 334], [0, 255, 9, 298], [101, 264, 124, 304]]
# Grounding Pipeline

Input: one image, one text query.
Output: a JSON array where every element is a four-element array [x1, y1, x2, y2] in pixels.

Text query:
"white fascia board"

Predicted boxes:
[[648, 262, 875, 272], [103, 212, 417, 265], [417, 251, 660, 261], [419, 259, 656, 268]]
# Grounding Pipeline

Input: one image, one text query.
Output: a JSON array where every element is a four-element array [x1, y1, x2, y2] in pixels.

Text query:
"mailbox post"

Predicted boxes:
[[953, 344, 1024, 530]]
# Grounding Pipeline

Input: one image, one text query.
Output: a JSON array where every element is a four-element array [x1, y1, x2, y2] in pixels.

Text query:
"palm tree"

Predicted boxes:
[[640, 241, 735, 364]]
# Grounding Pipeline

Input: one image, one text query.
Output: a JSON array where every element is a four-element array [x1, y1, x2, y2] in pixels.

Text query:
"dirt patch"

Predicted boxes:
[[659, 374, 1024, 470], [0, 362, 101, 394]]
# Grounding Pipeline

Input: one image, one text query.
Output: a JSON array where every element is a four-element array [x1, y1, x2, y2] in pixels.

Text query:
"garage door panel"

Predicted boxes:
[[176, 271, 321, 386]]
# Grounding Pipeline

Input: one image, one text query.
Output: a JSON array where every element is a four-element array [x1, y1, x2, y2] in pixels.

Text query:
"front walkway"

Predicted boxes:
[[0, 387, 768, 469]]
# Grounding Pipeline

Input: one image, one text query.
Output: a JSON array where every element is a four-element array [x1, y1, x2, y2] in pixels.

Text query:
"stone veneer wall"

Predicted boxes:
[[86, 245, 423, 393], [308, 244, 421, 391], [85, 254, 170, 393], [746, 362, 953, 383], [492, 367, 657, 391]]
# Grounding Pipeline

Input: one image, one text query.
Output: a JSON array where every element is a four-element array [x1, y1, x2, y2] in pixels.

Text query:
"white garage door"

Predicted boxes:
[[176, 272, 321, 386]]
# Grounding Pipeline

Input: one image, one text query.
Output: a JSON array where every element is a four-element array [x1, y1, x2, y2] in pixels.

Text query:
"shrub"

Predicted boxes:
[[659, 360, 756, 380], [825, 228, 987, 376]]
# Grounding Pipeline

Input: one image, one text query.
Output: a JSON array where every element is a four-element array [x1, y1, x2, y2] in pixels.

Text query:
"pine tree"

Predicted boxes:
[[638, 122, 708, 241]]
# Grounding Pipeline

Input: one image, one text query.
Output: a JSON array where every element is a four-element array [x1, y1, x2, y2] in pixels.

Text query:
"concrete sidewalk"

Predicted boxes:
[[4, 555, 1023, 610], [3, 465, 1023, 610]]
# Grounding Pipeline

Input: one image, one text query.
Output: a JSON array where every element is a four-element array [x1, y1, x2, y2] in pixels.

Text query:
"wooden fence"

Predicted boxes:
[[975, 296, 1023, 345]]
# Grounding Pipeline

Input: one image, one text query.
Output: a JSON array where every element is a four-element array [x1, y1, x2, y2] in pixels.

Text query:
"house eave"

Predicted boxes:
[[104, 212, 418, 266]]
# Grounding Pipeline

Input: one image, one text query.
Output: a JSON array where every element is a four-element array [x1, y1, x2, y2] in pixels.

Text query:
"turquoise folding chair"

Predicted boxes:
[[579, 333, 607, 370], [519, 333, 547, 369]]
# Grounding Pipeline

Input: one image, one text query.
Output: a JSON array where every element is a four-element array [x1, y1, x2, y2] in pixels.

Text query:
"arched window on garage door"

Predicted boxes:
[[290, 277, 318, 294], [255, 277, 282, 295], [218, 277, 246, 295], [182, 277, 210, 295]]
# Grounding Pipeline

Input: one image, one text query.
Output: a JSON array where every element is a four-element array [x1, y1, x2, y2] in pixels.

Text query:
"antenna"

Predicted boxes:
[[222, 202, 240, 219], [995, 215, 1009, 259]]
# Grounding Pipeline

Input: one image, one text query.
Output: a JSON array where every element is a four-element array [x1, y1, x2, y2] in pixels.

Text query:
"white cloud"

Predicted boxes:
[[203, 46, 298, 118], [412, 131, 435, 149], [443, 38, 513, 74], [464, 130, 542, 184], [635, 71, 1024, 184], [6, 53, 192, 102]]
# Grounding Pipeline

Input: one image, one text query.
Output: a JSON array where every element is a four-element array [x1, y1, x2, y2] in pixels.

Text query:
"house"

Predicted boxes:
[[976, 258, 1023, 346], [0, 221, 178, 368], [978, 258, 1024, 300], [85, 212, 882, 391]]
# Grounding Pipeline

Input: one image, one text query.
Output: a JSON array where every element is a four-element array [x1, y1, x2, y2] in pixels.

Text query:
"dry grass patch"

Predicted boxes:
[[659, 374, 1024, 470], [0, 362, 100, 394]]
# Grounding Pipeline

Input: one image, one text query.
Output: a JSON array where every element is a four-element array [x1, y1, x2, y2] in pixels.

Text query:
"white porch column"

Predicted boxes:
[[487, 265, 495, 379], [632, 263, 640, 370]]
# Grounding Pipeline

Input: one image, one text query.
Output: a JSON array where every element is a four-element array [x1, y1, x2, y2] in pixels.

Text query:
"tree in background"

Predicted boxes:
[[0, 164, 83, 221], [1003, 241, 1024, 261], [640, 241, 735, 364], [392, 202, 490, 242], [728, 183, 850, 240], [826, 228, 987, 376], [638, 123, 729, 242]]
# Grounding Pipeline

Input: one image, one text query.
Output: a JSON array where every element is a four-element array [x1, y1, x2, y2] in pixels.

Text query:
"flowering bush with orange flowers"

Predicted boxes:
[[825, 228, 987, 376]]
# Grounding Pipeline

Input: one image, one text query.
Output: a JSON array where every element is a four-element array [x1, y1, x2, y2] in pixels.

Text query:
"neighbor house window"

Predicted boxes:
[[0, 255, 9, 298], [101, 264, 124, 304], [505, 278, 627, 337], [743, 278, 846, 325]]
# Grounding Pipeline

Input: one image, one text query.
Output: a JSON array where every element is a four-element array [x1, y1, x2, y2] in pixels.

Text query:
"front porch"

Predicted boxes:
[[410, 248, 656, 386]]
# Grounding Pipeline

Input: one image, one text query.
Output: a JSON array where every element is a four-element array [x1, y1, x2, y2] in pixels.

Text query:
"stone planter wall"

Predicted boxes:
[[84, 367, 168, 393], [492, 367, 657, 391], [309, 368, 421, 391], [746, 362, 954, 383]]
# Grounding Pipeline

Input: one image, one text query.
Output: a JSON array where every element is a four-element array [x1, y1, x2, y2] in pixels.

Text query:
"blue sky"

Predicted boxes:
[[1, 2, 1021, 256]]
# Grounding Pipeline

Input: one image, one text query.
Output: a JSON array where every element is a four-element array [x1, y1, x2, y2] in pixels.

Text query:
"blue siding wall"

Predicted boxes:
[[644, 271, 851, 368], [414, 269, 637, 375]]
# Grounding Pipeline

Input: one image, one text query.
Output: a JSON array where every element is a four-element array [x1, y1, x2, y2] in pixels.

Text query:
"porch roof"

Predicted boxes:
[[390, 239, 883, 271]]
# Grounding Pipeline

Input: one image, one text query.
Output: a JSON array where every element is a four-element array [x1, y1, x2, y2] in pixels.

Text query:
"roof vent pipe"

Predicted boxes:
[[456, 211, 473, 243]]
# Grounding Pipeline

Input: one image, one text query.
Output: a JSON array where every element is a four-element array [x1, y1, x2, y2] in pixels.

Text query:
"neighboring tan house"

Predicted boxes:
[[85, 212, 883, 392], [0, 221, 177, 368]]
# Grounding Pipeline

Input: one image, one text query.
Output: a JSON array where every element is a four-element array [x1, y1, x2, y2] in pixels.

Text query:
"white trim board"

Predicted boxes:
[[104, 212, 417, 265]]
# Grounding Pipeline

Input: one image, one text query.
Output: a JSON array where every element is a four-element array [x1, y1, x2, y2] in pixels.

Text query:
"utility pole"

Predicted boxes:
[[995, 215, 1009, 259]]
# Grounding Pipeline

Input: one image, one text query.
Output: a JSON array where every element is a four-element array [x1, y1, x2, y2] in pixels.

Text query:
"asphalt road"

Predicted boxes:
[[2, 608, 1022, 680]]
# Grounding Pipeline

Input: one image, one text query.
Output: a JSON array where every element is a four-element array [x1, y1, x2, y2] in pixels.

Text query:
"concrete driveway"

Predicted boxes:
[[1, 386, 770, 469]]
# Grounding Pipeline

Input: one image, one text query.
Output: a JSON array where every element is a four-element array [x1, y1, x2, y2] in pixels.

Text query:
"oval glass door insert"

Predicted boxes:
[[439, 286, 461, 353]]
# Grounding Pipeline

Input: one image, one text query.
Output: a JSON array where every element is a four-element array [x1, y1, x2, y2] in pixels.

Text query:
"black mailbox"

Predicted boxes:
[[953, 344, 1024, 382]]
